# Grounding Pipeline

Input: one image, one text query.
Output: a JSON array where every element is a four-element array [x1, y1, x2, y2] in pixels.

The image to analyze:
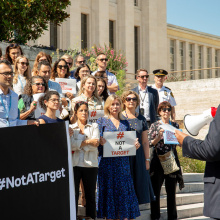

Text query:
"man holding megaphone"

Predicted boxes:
[[175, 106, 220, 220]]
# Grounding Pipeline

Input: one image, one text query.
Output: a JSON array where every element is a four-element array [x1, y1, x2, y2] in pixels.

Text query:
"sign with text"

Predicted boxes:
[[103, 131, 136, 157], [55, 78, 76, 94], [33, 93, 60, 119], [88, 110, 104, 123], [163, 129, 182, 145], [0, 122, 75, 220]]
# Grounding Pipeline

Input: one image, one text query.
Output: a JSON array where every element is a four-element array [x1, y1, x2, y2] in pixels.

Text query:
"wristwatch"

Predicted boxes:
[[146, 158, 150, 162]]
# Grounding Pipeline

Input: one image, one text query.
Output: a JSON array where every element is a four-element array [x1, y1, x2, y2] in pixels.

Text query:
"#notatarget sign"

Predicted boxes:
[[88, 110, 104, 123], [103, 131, 137, 157]]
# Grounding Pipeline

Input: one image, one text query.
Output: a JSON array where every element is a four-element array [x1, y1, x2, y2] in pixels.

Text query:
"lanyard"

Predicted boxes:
[[160, 120, 171, 125], [139, 89, 147, 106], [18, 75, 24, 90], [0, 94, 12, 126]]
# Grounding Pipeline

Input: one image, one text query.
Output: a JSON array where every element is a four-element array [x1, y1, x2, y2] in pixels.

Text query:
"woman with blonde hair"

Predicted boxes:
[[70, 75, 103, 123], [13, 55, 31, 95], [96, 95, 140, 220], [32, 51, 52, 76], [121, 90, 155, 205]]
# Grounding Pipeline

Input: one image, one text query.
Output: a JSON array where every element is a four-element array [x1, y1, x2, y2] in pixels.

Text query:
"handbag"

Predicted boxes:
[[157, 149, 179, 175]]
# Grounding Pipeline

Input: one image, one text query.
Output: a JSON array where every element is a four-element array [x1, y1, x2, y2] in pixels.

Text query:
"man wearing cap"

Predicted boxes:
[[132, 68, 159, 127], [151, 69, 176, 121]]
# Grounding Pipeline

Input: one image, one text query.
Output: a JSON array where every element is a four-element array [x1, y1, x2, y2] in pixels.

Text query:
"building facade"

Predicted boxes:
[[29, 0, 168, 79]]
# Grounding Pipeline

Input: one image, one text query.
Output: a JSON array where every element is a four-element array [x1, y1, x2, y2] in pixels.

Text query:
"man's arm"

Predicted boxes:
[[107, 83, 118, 93]]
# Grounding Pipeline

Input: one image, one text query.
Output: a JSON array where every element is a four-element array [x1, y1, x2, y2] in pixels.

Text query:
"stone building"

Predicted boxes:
[[29, 0, 220, 81]]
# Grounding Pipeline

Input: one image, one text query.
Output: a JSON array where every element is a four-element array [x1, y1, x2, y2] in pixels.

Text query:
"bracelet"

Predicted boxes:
[[146, 159, 150, 162]]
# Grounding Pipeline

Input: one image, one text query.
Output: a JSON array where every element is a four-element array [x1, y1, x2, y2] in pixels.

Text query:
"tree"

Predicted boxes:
[[0, 0, 71, 44]]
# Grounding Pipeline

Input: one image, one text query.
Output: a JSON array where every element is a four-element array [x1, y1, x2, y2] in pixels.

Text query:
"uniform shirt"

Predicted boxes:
[[151, 84, 176, 106], [0, 88, 27, 127], [138, 86, 150, 121], [92, 69, 119, 95]]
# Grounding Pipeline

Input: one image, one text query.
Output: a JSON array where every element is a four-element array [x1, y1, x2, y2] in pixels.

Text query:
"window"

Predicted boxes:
[[198, 46, 202, 79], [109, 20, 114, 49], [134, 0, 138, 6], [134, 27, 139, 76], [207, 48, 211, 78], [189, 43, 194, 79], [50, 22, 57, 48], [81, 14, 88, 50], [170, 40, 175, 72], [179, 42, 185, 79], [215, 50, 220, 78]]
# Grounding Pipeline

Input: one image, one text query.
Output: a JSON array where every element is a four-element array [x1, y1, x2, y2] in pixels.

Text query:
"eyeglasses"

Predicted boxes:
[[18, 62, 29, 66], [138, 75, 149, 79], [77, 60, 85, 64], [32, 83, 46, 86], [49, 98, 60, 103], [161, 108, 171, 112], [66, 62, 72, 66], [39, 58, 47, 62], [0, 71, 14, 76], [126, 97, 137, 102], [58, 65, 68, 69], [98, 58, 108, 62]]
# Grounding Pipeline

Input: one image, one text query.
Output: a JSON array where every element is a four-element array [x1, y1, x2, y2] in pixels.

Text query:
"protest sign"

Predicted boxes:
[[163, 129, 182, 145], [0, 122, 75, 220], [55, 78, 76, 94], [103, 131, 136, 157], [33, 93, 60, 118], [88, 110, 104, 123]]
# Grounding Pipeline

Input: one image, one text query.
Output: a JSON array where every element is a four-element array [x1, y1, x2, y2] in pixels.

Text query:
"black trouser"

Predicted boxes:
[[150, 169, 177, 220], [73, 166, 98, 219]]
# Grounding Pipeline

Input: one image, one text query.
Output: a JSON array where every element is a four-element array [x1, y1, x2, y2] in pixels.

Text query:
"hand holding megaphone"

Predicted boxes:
[[184, 107, 217, 136]]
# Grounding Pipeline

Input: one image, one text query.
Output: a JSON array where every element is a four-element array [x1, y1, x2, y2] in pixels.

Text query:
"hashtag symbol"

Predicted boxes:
[[117, 132, 124, 139], [90, 111, 97, 117], [0, 178, 6, 190]]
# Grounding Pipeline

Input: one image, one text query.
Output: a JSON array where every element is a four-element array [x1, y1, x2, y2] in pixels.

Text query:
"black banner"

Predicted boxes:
[[0, 122, 75, 220]]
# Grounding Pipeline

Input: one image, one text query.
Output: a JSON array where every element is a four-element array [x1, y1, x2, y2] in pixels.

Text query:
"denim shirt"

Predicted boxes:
[[0, 88, 27, 128]]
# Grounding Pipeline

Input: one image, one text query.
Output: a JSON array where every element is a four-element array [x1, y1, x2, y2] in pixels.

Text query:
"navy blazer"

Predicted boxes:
[[183, 105, 220, 219], [132, 86, 159, 124]]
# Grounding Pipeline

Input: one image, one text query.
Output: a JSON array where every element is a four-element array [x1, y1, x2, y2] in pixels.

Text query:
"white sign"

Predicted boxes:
[[103, 131, 136, 157], [55, 78, 76, 94], [33, 93, 60, 118], [88, 110, 104, 123]]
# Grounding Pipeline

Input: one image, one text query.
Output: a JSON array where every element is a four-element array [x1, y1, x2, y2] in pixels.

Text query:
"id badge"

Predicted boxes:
[[140, 108, 144, 115]]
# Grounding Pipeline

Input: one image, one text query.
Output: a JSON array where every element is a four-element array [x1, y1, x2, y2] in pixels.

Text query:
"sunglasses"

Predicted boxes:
[[98, 58, 108, 62], [0, 71, 14, 76], [161, 108, 171, 112], [138, 75, 149, 79], [9, 43, 19, 48], [66, 62, 72, 66], [77, 60, 85, 64], [49, 98, 61, 103], [32, 83, 46, 86], [58, 65, 68, 69], [126, 97, 137, 102], [18, 62, 29, 66]]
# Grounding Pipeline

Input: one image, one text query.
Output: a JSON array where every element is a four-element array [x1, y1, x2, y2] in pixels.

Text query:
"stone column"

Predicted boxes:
[[211, 47, 215, 78], [194, 43, 199, 79], [175, 39, 180, 79], [91, 0, 109, 48], [202, 46, 207, 79], [117, 0, 134, 78], [185, 41, 190, 79]]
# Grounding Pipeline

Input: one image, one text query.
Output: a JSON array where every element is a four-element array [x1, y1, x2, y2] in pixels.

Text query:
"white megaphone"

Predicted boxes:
[[184, 107, 217, 136]]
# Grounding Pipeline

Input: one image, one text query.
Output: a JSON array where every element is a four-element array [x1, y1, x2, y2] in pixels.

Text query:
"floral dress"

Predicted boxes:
[[97, 117, 140, 220]]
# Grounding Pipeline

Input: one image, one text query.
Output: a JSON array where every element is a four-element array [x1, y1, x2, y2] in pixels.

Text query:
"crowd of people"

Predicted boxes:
[[0, 43, 184, 220]]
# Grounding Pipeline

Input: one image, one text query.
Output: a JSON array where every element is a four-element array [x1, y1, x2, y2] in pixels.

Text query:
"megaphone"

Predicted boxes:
[[184, 107, 217, 136]]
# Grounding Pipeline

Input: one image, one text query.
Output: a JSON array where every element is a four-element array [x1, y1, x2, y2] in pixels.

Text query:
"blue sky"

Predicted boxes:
[[167, 0, 220, 36]]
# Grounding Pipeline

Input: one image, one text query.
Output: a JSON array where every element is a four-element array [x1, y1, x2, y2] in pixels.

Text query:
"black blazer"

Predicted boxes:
[[132, 86, 159, 124], [183, 105, 220, 219]]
